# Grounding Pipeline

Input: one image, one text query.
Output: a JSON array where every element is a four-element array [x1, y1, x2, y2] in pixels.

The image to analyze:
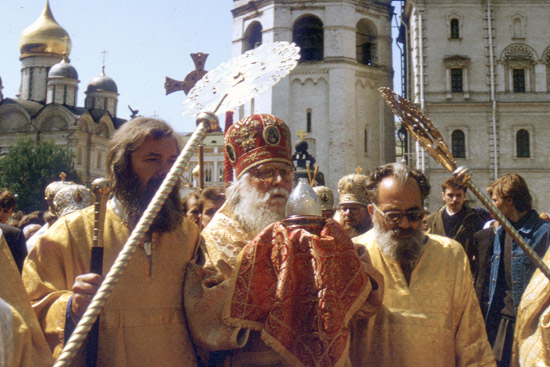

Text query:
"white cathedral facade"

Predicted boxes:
[[0, 1, 125, 185], [231, 0, 397, 193], [403, 0, 550, 212]]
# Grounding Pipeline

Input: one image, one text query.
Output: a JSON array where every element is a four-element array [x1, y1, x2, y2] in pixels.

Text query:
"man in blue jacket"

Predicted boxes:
[[483, 173, 550, 367]]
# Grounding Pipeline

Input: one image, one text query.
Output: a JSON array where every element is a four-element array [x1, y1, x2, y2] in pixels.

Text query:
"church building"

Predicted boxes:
[[402, 0, 550, 211], [0, 1, 126, 185], [231, 0, 396, 192]]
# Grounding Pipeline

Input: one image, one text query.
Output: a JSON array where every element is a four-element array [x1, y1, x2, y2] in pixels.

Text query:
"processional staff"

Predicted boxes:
[[379, 87, 550, 281], [86, 178, 111, 367], [54, 41, 300, 367]]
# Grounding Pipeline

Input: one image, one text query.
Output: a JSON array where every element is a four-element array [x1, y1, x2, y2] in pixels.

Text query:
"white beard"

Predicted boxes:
[[226, 175, 289, 237], [373, 218, 426, 271]]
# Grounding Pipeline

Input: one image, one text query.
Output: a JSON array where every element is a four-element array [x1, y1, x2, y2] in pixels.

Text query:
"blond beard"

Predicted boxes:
[[226, 174, 289, 237], [373, 217, 426, 271]]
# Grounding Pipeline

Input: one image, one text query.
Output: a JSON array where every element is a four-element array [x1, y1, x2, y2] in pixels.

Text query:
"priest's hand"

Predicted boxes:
[[71, 273, 103, 320]]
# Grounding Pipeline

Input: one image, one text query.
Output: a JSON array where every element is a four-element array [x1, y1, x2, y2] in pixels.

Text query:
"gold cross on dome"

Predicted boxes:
[[355, 166, 363, 174], [296, 129, 307, 141], [62, 36, 69, 61], [101, 50, 108, 75]]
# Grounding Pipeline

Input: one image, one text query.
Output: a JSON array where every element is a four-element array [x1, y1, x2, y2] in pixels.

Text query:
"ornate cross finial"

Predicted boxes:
[[296, 129, 307, 141], [165, 53, 209, 95], [355, 166, 363, 174], [59, 172, 67, 182], [62, 35, 69, 61], [100, 50, 108, 75]]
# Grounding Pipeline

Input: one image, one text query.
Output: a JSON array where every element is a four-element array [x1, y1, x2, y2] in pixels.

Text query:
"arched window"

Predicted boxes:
[[501, 44, 535, 93], [451, 130, 466, 158], [450, 18, 460, 39], [242, 22, 262, 53], [293, 16, 324, 62], [205, 167, 212, 182], [356, 19, 377, 66], [512, 16, 525, 39], [306, 109, 312, 133], [516, 129, 530, 158]]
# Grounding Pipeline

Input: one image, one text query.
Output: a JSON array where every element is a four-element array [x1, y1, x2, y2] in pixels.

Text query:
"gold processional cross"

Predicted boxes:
[[165, 53, 209, 95], [164, 53, 210, 190]]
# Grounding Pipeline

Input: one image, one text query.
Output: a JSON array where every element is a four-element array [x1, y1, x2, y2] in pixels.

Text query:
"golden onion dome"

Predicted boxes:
[[19, 1, 71, 59]]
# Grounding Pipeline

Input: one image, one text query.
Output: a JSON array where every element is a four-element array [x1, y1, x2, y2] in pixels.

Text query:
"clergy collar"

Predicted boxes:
[[109, 196, 128, 222]]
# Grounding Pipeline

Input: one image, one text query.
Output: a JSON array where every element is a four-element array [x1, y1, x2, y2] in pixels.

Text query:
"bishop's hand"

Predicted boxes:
[[70, 273, 103, 320]]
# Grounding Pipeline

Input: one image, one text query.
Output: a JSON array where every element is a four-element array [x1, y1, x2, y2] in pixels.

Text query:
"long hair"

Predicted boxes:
[[106, 117, 181, 195], [106, 117, 184, 231]]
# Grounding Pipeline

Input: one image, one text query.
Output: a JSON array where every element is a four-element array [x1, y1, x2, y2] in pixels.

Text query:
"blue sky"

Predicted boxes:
[[0, 0, 234, 133], [1, 0, 402, 133]]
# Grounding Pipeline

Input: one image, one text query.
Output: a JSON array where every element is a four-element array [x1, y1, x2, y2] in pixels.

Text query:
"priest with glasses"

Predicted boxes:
[[350, 162, 495, 367]]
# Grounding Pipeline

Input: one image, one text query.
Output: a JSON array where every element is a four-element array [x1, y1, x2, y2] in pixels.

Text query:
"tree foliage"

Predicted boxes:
[[0, 138, 79, 213]]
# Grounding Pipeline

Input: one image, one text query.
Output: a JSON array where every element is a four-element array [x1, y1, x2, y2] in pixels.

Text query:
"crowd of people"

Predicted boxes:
[[0, 113, 549, 367]]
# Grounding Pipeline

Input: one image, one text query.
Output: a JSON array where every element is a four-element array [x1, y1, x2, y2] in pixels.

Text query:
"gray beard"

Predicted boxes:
[[373, 219, 427, 271], [227, 176, 288, 237]]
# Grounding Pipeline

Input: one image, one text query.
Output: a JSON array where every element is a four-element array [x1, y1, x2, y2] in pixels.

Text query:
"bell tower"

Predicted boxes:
[[232, 0, 396, 191]]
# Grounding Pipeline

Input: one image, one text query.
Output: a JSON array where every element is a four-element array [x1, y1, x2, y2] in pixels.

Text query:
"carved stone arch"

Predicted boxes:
[[96, 116, 115, 138], [34, 105, 75, 131], [242, 21, 262, 53], [292, 14, 324, 62], [356, 78, 369, 89], [542, 46, 550, 64], [76, 112, 96, 133], [501, 43, 537, 64], [291, 75, 328, 86], [500, 43, 537, 92], [356, 18, 378, 66], [355, 77, 377, 90], [0, 103, 33, 133]]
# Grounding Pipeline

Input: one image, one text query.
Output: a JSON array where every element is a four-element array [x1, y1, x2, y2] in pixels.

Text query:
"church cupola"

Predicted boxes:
[[47, 54, 79, 107], [85, 65, 119, 118], [18, 0, 70, 102]]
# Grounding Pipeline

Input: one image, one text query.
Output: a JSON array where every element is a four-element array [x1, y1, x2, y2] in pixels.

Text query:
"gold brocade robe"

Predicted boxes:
[[201, 205, 289, 366], [201, 207, 383, 367], [512, 246, 550, 366], [0, 234, 53, 367], [201, 203, 254, 267], [351, 231, 496, 367], [22, 205, 199, 367]]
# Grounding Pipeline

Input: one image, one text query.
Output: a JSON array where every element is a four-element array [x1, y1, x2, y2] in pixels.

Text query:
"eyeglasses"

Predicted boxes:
[[338, 205, 364, 215], [250, 165, 295, 182], [371, 203, 424, 225]]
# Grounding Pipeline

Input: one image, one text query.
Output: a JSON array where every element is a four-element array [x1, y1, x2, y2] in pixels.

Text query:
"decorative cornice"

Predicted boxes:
[[233, 0, 392, 18]]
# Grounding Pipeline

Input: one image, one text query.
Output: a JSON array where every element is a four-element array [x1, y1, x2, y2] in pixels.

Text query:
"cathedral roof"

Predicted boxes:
[[48, 59, 78, 79], [19, 1, 71, 59], [86, 72, 118, 94]]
